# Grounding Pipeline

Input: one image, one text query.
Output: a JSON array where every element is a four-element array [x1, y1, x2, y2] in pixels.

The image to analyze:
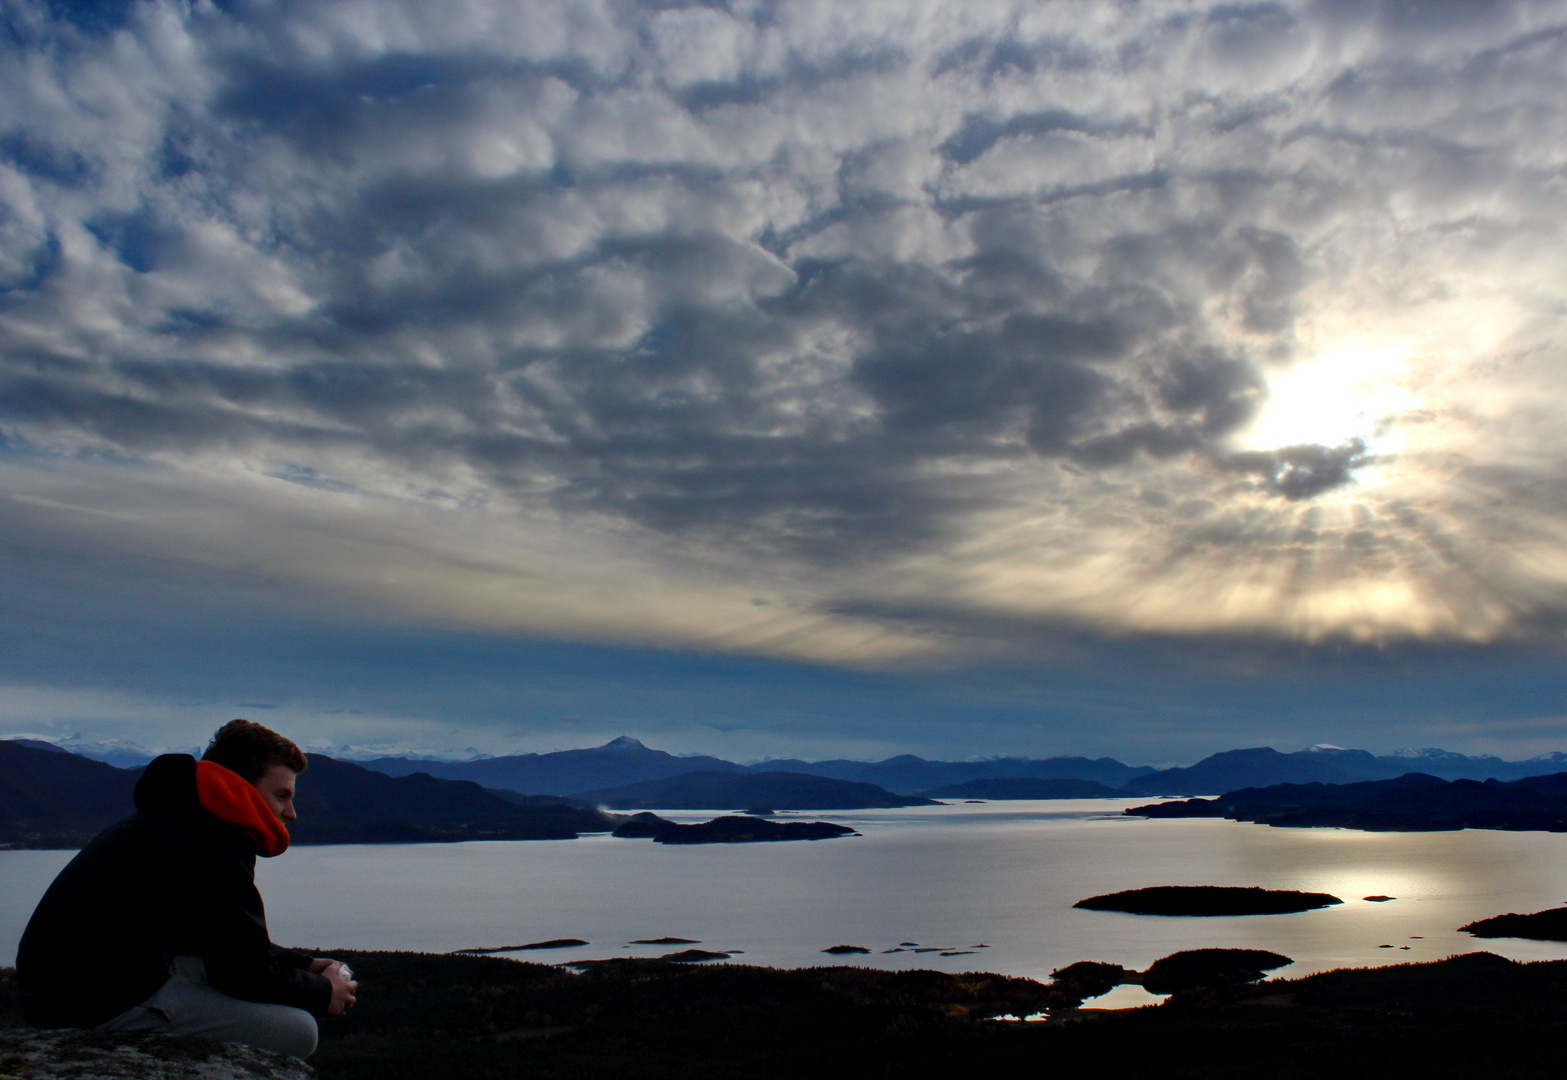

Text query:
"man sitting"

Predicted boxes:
[[17, 720, 357, 1059]]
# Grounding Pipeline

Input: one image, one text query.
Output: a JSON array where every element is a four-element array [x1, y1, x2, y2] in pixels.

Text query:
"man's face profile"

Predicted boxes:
[[252, 764, 299, 824]]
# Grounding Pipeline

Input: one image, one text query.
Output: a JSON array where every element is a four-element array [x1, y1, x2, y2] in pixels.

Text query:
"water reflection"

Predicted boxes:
[[1087, 984, 1167, 1010], [4, 800, 1566, 985]]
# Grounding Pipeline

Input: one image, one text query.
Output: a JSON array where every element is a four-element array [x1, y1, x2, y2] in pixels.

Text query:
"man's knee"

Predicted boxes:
[[267, 1008, 318, 1059], [116, 977, 320, 1059], [212, 1001, 318, 1059]]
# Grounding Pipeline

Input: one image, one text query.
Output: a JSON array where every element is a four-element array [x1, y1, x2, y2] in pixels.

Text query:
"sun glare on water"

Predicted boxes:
[[1243, 345, 1417, 459]]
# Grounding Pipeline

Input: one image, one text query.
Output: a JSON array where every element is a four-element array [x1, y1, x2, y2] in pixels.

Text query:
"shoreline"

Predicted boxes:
[[10, 819, 1567, 980], [8, 948, 1567, 1078]]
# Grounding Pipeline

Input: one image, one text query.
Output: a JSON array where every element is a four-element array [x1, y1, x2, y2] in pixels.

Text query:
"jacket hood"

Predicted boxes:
[[135, 754, 291, 857]]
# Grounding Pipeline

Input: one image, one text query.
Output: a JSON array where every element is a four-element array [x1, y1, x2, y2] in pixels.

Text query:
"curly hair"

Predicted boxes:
[[201, 719, 308, 781]]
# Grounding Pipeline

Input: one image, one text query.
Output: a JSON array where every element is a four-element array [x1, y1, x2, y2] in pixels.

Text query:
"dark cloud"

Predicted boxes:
[[939, 109, 1148, 166], [1225, 439, 1370, 500], [0, 130, 95, 187], [4, 487, 1566, 762], [0, 0, 1563, 669]]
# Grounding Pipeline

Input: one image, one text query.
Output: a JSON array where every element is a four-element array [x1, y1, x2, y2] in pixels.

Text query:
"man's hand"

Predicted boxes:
[[307, 957, 338, 975], [316, 960, 358, 1016]]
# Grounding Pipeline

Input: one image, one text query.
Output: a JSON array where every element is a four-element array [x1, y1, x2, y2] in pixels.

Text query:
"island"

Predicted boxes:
[[659, 949, 733, 962], [1124, 771, 1567, 831], [452, 939, 589, 954], [577, 769, 935, 810], [1046, 961, 1133, 1004], [1074, 886, 1343, 916], [611, 812, 858, 844], [630, 937, 700, 945], [919, 778, 1122, 799], [1460, 907, 1567, 942], [1141, 948, 1293, 993], [1045, 948, 1292, 1000]]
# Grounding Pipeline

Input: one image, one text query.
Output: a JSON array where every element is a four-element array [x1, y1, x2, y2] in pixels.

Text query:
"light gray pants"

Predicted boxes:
[[99, 955, 319, 1059]]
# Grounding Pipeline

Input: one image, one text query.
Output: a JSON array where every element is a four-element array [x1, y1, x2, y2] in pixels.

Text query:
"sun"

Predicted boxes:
[[1241, 344, 1417, 458]]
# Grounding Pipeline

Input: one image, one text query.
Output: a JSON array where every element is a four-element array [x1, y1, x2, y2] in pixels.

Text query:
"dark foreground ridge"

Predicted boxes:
[[611, 812, 857, 843], [0, 1027, 313, 1079], [1075, 886, 1344, 916], [1461, 907, 1567, 942], [9, 950, 1567, 1079]]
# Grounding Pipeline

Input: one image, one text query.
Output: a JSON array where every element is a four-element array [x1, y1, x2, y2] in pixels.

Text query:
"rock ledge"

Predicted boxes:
[[0, 1027, 314, 1079]]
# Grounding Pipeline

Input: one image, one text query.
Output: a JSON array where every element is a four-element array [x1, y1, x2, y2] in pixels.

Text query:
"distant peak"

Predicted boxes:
[[1390, 748, 1462, 760], [1304, 745, 1375, 758], [4, 737, 68, 753], [601, 736, 648, 751]]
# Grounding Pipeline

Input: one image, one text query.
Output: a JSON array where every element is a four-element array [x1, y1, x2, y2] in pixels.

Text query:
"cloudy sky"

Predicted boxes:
[[3, 0, 1567, 762]]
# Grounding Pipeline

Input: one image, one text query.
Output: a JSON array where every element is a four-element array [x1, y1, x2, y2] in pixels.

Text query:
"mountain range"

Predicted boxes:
[[362, 736, 747, 795], [359, 737, 1154, 795], [0, 741, 623, 848], [25, 733, 1567, 796], [1120, 746, 1567, 796], [0, 742, 937, 848], [352, 737, 1567, 797], [10, 734, 1567, 850], [0, 740, 141, 846]]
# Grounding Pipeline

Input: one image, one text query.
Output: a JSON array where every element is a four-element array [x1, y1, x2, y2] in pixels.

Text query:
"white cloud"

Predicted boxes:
[[2, 0, 1566, 663]]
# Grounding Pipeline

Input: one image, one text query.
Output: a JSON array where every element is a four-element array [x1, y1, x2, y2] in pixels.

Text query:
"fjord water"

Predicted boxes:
[[6, 800, 1567, 995]]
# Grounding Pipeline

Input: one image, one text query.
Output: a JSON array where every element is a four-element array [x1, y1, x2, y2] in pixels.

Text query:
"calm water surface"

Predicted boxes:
[[6, 799, 1567, 1002]]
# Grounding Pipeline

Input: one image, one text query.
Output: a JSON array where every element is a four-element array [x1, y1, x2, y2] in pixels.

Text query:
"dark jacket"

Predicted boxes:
[[17, 754, 332, 1027]]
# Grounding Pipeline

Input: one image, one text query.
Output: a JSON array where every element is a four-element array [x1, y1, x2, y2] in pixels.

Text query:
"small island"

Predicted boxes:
[[660, 949, 733, 962], [611, 812, 858, 844], [1074, 885, 1343, 916], [579, 770, 935, 810], [453, 938, 589, 954], [1141, 948, 1293, 993], [920, 778, 1122, 799], [631, 937, 700, 945]]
